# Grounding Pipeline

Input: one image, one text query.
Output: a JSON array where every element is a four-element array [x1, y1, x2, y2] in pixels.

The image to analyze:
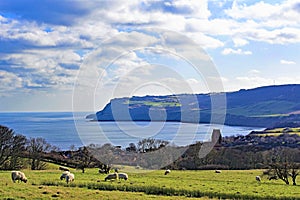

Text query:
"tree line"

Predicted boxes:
[[0, 125, 52, 170]]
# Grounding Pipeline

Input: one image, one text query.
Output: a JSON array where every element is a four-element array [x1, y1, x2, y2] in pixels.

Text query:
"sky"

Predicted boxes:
[[0, 0, 300, 112]]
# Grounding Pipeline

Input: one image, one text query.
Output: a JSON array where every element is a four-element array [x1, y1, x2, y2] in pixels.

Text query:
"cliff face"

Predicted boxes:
[[91, 84, 300, 128]]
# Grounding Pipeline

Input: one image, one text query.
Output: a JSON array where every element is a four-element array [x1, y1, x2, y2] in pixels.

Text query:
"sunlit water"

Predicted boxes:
[[0, 112, 263, 150]]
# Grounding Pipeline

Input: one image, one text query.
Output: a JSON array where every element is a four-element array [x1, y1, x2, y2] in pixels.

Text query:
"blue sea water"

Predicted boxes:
[[0, 112, 262, 150]]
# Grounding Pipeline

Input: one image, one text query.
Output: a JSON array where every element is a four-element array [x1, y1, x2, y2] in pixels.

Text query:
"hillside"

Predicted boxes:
[[88, 84, 300, 128]]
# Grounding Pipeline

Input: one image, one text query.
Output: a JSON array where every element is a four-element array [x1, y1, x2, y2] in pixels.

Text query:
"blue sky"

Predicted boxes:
[[0, 0, 300, 112]]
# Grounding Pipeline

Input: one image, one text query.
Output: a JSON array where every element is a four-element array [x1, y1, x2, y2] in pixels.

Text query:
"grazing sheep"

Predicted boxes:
[[59, 166, 69, 171], [215, 170, 222, 173], [11, 171, 27, 183], [164, 169, 171, 175], [105, 173, 118, 181], [60, 171, 70, 180], [118, 173, 128, 180], [256, 176, 261, 182], [66, 173, 75, 184]]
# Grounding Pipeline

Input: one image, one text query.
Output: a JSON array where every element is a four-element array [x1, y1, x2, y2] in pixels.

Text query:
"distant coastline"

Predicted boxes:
[[88, 84, 300, 128]]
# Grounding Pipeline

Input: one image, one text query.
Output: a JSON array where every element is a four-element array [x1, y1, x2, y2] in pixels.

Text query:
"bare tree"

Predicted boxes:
[[8, 134, 27, 169], [137, 138, 169, 153], [0, 125, 26, 169], [73, 146, 95, 173], [266, 147, 299, 185], [290, 163, 300, 186], [27, 137, 52, 170]]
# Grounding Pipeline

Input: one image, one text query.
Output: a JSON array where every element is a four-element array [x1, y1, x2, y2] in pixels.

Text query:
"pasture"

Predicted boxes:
[[0, 167, 299, 200]]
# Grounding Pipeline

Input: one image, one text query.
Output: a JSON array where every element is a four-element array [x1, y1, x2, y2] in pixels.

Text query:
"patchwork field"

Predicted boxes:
[[252, 127, 300, 136], [0, 167, 299, 200]]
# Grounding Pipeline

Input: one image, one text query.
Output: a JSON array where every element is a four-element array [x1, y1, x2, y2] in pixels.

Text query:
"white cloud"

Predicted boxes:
[[186, 32, 224, 49], [0, 70, 23, 95], [248, 69, 261, 76], [227, 1, 282, 20], [1, 0, 300, 111], [233, 37, 249, 47], [185, 18, 238, 35], [222, 67, 300, 92], [226, 0, 300, 25], [222, 48, 252, 55], [240, 27, 300, 44], [280, 59, 296, 65], [2, 49, 80, 91], [223, 0, 300, 45], [164, 0, 211, 18]]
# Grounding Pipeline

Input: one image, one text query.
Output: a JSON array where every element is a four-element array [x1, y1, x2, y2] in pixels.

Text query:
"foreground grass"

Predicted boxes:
[[0, 184, 210, 200], [1, 168, 299, 200]]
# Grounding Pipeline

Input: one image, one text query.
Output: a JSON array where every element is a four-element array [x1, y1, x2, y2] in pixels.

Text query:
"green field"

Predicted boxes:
[[126, 100, 181, 107], [253, 127, 300, 136], [1, 166, 299, 200]]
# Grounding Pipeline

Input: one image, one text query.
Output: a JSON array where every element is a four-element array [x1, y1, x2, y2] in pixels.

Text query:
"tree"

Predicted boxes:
[[73, 146, 96, 173], [126, 143, 137, 152], [289, 163, 299, 186], [266, 147, 299, 185], [26, 137, 52, 170], [0, 125, 26, 169], [7, 134, 27, 169], [137, 138, 169, 153]]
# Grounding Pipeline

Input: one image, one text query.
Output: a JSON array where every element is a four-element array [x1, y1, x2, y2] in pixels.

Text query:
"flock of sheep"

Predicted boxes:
[[11, 169, 75, 184], [10, 168, 262, 185], [10, 167, 170, 184], [10, 166, 132, 184]]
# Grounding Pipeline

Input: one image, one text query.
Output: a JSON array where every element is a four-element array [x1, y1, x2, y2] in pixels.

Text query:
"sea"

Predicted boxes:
[[0, 112, 263, 150]]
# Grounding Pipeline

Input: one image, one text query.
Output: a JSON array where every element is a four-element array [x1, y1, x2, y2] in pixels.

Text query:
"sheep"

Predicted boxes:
[[256, 176, 261, 182], [66, 173, 75, 184], [59, 166, 69, 171], [104, 173, 119, 181], [11, 171, 27, 183], [118, 172, 128, 180], [215, 170, 222, 173], [164, 169, 171, 175], [60, 171, 70, 180]]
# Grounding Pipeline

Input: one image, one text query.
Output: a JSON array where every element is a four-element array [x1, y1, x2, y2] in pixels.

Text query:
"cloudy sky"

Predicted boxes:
[[0, 0, 300, 112]]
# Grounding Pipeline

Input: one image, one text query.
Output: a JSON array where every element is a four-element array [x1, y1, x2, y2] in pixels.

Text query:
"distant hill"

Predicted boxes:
[[88, 84, 300, 128]]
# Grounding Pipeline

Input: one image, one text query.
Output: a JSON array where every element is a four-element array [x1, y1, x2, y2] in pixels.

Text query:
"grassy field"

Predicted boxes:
[[253, 127, 300, 136], [1, 166, 299, 200], [126, 100, 181, 107]]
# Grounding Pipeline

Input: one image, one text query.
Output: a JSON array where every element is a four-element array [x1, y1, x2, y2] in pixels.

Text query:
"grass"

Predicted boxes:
[[253, 127, 300, 136], [254, 132, 300, 137], [125, 100, 181, 107], [226, 100, 297, 117], [1, 167, 299, 200]]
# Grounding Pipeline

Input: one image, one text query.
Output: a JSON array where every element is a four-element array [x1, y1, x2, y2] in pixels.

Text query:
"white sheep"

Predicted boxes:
[[66, 173, 75, 184], [60, 171, 70, 180], [118, 172, 128, 180], [105, 173, 118, 181], [164, 169, 171, 175], [256, 176, 261, 182], [11, 171, 27, 183]]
